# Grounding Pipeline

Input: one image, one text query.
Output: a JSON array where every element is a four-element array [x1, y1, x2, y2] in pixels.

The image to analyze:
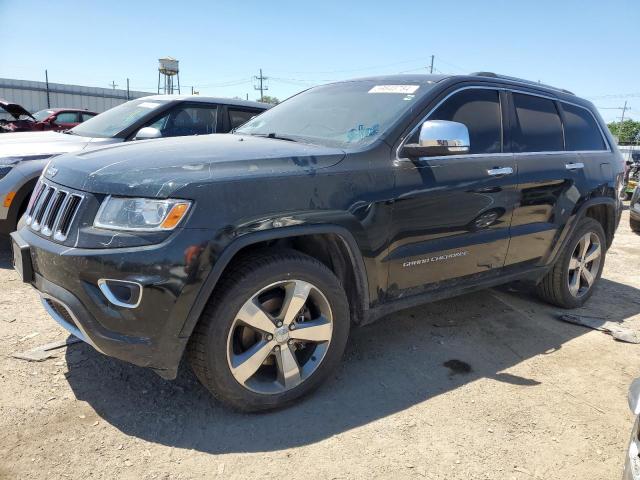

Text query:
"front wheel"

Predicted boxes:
[[536, 218, 606, 309], [187, 250, 350, 412]]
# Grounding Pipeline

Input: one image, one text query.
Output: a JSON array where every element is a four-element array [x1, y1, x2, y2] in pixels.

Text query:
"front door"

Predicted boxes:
[[386, 87, 517, 299]]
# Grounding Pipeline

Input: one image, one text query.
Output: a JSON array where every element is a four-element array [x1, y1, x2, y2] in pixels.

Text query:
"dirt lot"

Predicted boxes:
[[1, 209, 639, 480]]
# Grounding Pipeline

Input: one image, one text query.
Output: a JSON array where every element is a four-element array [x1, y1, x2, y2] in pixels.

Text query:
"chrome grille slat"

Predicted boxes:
[[25, 181, 46, 222], [32, 187, 55, 230], [26, 179, 84, 241], [41, 190, 67, 236], [54, 195, 83, 241]]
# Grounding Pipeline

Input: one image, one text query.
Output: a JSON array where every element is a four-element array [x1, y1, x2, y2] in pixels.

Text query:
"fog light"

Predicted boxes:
[[98, 279, 142, 308]]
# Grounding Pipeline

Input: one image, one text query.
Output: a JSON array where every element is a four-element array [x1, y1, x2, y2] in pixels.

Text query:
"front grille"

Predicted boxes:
[[26, 180, 84, 241]]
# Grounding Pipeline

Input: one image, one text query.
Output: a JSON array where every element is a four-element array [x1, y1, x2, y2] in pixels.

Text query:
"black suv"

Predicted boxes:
[[11, 73, 623, 411]]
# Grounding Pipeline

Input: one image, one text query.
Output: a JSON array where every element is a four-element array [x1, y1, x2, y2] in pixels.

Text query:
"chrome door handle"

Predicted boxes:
[[566, 162, 584, 170], [487, 167, 513, 176]]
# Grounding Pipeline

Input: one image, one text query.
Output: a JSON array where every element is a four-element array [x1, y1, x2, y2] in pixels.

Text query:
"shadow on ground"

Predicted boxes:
[[62, 278, 640, 454]]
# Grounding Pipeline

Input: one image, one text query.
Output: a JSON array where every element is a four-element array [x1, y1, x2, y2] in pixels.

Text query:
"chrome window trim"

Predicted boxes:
[[396, 85, 611, 162], [509, 88, 611, 153]]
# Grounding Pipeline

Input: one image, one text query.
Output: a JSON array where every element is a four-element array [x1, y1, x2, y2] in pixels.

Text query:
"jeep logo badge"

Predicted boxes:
[[46, 166, 58, 177]]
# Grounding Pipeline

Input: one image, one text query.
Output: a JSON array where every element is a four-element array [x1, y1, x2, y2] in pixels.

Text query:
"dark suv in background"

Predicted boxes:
[[11, 73, 623, 411]]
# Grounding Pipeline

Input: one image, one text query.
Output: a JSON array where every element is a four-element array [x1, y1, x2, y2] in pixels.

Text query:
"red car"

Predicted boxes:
[[0, 99, 97, 133]]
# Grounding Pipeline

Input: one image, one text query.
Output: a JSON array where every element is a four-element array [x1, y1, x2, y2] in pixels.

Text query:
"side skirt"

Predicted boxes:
[[361, 265, 549, 326]]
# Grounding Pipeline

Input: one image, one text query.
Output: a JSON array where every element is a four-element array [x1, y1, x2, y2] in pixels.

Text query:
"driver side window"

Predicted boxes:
[[412, 89, 503, 154], [143, 105, 218, 138]]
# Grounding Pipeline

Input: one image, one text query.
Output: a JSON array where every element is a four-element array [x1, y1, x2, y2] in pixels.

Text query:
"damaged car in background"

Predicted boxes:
[[0, 99, 96, 133], [0, 95, 268, 234], [11, 72, 623, 411]]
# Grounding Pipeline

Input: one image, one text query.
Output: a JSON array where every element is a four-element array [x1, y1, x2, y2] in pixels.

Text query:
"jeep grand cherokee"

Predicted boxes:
[[11, 73, 623, 411]]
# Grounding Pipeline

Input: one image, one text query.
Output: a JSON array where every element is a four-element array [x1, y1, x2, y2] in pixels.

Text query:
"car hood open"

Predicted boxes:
[[0, 99, 35, 120], [44, 134, 346, 198]]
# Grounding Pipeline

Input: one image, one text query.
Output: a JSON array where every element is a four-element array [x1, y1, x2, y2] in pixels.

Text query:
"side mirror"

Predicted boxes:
[[134, 127, 162, 140], [402, 120, 470, 158]]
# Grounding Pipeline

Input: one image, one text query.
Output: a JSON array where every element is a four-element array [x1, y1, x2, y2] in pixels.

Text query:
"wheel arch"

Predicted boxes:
[[1, 176, 39, 235], [545, 197, 617, 268], [178, 225, 370, 339]]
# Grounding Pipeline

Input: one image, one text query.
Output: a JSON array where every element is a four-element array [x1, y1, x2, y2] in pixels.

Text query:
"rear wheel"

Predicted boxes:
[[536, 218, 606, 308], [631, 216, 640, 233], [188, 250, 350, 411]]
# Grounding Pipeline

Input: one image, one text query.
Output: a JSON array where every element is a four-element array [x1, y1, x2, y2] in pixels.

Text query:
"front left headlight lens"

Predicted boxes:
[[94, 196, 191, 232]]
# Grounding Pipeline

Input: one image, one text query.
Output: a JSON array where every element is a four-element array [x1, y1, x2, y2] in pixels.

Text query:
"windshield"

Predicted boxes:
[[70, 98, 169, 138], [33, 110, 53, 121], [236, 81, 433, 147]]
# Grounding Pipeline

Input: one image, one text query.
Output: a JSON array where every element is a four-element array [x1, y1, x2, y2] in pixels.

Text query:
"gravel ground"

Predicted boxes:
[[1, 208, 639, 480]]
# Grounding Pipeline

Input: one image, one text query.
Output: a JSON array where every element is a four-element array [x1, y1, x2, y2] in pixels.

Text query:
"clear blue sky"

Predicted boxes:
[[2, 0, 639, 122]]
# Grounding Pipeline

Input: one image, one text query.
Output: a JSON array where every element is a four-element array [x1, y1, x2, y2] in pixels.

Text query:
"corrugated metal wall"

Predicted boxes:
[[0, 78, 154, 117]]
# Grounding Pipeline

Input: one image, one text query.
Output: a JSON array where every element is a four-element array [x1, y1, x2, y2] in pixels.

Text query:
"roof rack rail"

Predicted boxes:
[[469, 72, 575, 95]]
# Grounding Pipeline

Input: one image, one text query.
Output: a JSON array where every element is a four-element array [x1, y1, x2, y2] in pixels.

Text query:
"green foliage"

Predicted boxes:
[[608, 119, 640, 144], [258, 95, 280, 105]]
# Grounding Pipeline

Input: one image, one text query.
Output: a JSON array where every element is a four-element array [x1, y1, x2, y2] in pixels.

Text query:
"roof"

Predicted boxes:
[[336, 73, 578, 100], [140, 94, 270, 109]]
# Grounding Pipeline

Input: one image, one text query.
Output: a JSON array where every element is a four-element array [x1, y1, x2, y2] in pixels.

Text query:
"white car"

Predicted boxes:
[[0, 95, 268, 234]]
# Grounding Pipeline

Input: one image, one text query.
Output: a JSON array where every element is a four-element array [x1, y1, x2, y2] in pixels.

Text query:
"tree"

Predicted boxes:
[[258, 95, 280, 105], [607, 119, 640, 144]]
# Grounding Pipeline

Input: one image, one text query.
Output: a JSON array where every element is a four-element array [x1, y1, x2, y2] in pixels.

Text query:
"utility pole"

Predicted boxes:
[[109, 81, 118, 90], [621, 100, 629, 123], [44, 69, 50, 108], [126, 78, 130, 100], [429, 55, 434, 74], [254, 68, 268, 102]]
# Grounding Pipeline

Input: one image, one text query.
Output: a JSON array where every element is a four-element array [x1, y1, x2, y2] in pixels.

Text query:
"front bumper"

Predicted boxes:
[[10, 225, 214, 379]]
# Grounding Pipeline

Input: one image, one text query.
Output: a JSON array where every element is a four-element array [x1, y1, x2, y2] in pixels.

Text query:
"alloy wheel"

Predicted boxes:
[[226, 279, 333, 394], [567, 232, 602, 298]]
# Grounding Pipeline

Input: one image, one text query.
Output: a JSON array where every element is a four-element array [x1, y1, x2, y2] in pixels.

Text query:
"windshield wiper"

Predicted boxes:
[[246, 132, 297, 142]]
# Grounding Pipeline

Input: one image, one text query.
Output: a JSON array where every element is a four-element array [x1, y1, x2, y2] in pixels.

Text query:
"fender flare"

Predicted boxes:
[[178, 224, 370, 338], [545, 196, 618, 267], [1, 176, 39, 235]]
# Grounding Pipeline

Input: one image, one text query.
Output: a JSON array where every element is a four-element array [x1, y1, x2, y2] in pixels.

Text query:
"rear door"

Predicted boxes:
[[387, 87, 517, 298], [224, 107, 264, 133], [505, 91, 589, 267]]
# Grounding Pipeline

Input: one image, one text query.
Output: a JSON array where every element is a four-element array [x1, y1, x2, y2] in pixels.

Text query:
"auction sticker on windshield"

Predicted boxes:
[[368, 85, 419, 94], [138, 102, 162, 109]]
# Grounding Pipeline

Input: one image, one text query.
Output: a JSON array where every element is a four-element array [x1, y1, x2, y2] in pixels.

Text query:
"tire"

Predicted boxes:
[[536, 217, 606, 309], [631, 216, 640, 233], [187, 249, 350, 412]]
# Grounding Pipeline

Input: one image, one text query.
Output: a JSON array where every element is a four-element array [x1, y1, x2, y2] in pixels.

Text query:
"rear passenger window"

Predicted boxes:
[[429, 89, 502, 154], [229, 109, 258, 130], [512, 93, 563, 152], [562, 103, 606, 151]]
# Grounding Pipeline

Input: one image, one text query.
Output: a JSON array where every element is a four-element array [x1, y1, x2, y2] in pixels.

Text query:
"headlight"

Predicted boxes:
[[94, 196, 191, 232]]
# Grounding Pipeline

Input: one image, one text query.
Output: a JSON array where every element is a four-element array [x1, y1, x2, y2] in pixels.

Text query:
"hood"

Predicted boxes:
[[0, 99, 34, 120], [44, 134, 346, 198], [0, 131, 118, 159]]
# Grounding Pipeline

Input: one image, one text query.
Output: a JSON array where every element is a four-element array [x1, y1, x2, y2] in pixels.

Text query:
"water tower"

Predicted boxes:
[[157, 57, 180, 94]]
